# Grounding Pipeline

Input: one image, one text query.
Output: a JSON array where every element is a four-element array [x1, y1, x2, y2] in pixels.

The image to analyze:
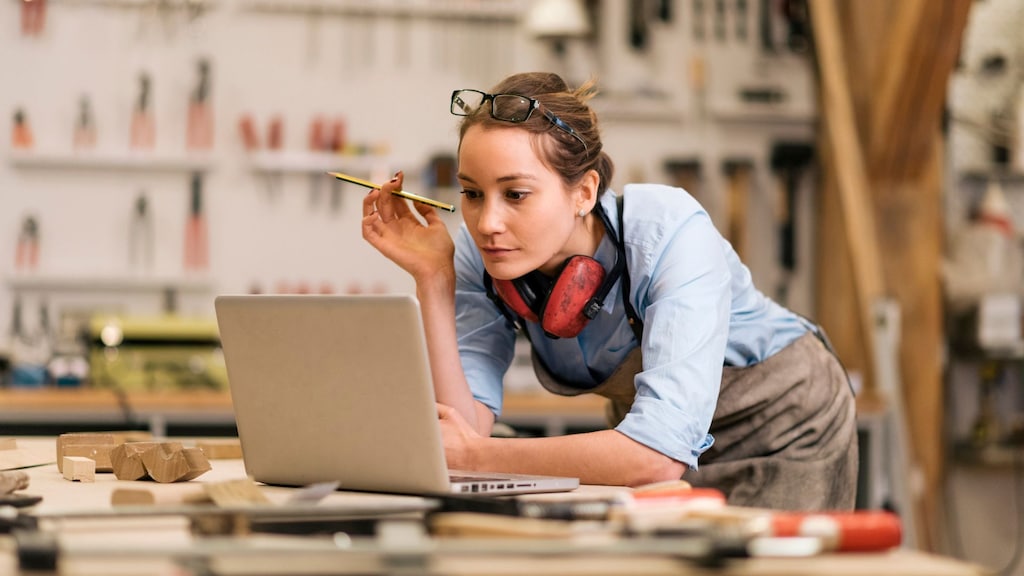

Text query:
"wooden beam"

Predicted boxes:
[[808, 0, 886, 406], [869, 1, 972, 181]]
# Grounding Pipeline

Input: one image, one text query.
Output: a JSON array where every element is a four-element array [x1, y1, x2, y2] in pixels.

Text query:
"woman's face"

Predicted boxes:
[[458, 124, 588, 280]]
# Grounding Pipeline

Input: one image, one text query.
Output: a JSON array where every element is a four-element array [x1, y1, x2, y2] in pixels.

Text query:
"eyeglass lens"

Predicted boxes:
[[491, 94, 533, 122]]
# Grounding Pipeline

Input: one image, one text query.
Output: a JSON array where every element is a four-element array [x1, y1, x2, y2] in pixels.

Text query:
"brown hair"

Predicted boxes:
[[456, 72, 614, 198]]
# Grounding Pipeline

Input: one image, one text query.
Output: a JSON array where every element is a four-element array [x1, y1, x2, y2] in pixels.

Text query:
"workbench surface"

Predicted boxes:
[[0, 438, 984, 576]]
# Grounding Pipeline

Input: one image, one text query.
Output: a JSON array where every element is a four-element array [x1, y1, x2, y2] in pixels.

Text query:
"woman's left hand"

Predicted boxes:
[[437, 402, 484, 470]]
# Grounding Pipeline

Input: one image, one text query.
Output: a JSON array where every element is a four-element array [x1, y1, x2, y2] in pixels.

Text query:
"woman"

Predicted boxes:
[[362, 72, 857, 510]]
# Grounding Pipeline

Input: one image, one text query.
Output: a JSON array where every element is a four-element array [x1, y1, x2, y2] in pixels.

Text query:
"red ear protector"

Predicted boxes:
[[486, 205, 625, 339]]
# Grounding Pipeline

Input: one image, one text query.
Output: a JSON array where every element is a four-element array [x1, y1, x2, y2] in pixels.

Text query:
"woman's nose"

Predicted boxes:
[[475, 200, 505, 234]]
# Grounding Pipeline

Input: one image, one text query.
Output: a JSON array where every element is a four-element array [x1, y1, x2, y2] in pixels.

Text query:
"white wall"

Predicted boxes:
[[1, 0, 817, 348]]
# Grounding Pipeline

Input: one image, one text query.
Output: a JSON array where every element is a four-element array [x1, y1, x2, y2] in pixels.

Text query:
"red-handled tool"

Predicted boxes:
[[770, 510, 902, 552]]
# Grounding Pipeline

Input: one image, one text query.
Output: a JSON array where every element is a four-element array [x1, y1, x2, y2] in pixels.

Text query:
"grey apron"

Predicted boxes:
[[530, 331, 858, 511]]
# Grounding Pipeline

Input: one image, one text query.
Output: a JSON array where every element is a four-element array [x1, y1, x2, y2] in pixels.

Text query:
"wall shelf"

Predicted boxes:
[[8, 150, 216, 173], [709, 104, 818, 125], [239, 0, 522, 21], [6, 274, 214, 294], [246, 150, 394, 176]]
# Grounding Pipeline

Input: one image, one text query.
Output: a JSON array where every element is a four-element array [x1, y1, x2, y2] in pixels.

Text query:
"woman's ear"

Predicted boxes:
[[575, 169, 601, 213]]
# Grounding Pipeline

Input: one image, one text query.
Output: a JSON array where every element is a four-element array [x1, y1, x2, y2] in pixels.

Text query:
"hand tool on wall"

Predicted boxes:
[[329, 118, 346, 212], [265, 115, 284, 198], [129, 192, 154, 272], [15, 216, 40, 271], [735, 0, 748, 42], [692, 0, 706, 42], [664, 158, 703, 201], [307, 116, 325, 208], [714, 0, 726, 42], [11, 108, 33, 150], [758, 0, 775, 53], [73, 96, 96, 151], [184, 173, 208, 272], [629, 0, 648, 51], [21, 0, 46, 36], [781, 0, 809, 54], [130, 73, 155, 150], [657, 0, 672, 22], [186, 59, 213, 151], [769, 142, 814, 302], [238, 113, 260, 152], [723, 158, 753, 261]]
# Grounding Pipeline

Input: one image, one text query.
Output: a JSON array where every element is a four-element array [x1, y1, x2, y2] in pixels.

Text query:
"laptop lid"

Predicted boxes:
[[215, 294, 578, 496]]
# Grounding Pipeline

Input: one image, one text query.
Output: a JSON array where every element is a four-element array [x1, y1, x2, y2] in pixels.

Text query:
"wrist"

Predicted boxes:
[[415, 266, 456, 301]]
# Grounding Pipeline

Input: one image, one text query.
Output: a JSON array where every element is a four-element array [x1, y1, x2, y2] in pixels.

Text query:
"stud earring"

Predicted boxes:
[[577, 208, 587, 217]]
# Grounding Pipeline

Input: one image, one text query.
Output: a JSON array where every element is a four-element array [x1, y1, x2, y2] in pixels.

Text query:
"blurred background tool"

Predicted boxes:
[[130, 73, 155, 150], [238, 113, 260, 151], [307, 116, 325, 208], [128, 192, 155, 273], [329, 118, 346, 212], [723, 158, 754, 261], [265, 114, 284, 198], [73, 95, 96, 151], [769, 141, 813, 304], [20, 0, 45, 36], [183, 174, 208, 272], [14, 216, 40, 271], [11, 108, 33, 150], [186, 59, 213, 150]]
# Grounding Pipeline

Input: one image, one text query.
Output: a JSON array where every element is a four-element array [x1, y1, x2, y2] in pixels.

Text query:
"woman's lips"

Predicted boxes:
[[481, 246, 515, 257]]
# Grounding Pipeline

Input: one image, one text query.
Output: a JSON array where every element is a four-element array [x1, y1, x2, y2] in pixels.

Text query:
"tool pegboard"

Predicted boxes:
[[0, 0, 824, 338]]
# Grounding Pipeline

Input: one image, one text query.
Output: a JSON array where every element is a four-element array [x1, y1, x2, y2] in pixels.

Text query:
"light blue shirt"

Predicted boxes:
[[453, 184, 812, 469]]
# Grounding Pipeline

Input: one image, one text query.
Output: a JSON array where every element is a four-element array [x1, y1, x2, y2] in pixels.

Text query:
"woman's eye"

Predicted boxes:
[[505, 190, 528, 201], [460, 189, 482, 200]]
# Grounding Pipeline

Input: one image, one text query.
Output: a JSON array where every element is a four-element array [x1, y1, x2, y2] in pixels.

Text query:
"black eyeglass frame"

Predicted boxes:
[[450, 89, 588, 156]]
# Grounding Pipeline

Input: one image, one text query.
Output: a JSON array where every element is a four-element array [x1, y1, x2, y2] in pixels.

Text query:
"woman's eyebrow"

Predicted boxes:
[[456, 172, 537, 184]]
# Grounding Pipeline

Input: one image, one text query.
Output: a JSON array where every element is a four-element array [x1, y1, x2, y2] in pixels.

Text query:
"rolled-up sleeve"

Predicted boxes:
[[614, 207, 731, 469]]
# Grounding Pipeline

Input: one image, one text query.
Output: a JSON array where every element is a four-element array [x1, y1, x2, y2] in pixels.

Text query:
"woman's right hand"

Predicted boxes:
[[361, 171, 455, 285]]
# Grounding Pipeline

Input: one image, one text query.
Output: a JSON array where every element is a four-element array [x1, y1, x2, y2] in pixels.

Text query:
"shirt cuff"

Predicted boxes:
[[614, 396, 715, 469]]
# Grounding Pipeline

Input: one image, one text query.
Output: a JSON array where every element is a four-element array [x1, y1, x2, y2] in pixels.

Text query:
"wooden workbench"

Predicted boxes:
[[0, 438, 985, 576], [0, 388, 608, 437]]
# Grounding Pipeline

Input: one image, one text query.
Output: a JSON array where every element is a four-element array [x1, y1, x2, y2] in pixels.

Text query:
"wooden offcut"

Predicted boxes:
[[56, 433, 117, 473], [110, 441, 210, 483], [195, 438, 243, 460], [111, 442, 164, 481], [61, 456, 96, 483]]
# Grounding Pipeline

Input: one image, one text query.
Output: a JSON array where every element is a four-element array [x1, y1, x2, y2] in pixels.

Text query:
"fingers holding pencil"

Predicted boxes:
[[328, 170, 455, 213]]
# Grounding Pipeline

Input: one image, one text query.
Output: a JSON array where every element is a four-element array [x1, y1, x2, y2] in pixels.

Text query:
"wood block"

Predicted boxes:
[[202, 478, 271, 507], [110, 442, 173, 481], [0, 470, 29, 495], [195, 438, 243, 460], [56, 433, 117, 473], [0, 438, 16, 451], [111, 486, 207, 507], [177, 448, 212, 482], [62, 456, 96, 482], [140, 444, 189, 483]]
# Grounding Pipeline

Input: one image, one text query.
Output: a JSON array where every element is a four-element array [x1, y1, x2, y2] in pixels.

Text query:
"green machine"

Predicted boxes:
[[87, 314, 228, 391]]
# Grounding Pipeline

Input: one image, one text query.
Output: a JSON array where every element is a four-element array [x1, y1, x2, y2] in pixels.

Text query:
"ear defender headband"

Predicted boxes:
[[486, 204, 625, 339]]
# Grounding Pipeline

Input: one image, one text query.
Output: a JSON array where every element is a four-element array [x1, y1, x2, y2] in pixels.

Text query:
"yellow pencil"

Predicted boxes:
[[327, 171, 456, 213]]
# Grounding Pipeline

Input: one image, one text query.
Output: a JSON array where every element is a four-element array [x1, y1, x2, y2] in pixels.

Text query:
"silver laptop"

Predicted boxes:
[[215, 294, 579, 496]]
